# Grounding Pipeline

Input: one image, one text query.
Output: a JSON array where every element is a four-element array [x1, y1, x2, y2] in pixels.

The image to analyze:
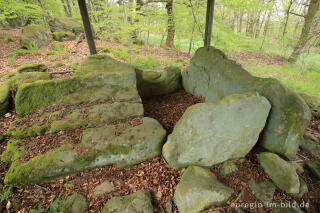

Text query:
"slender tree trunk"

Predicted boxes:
[[38, 0, 51, 18], [66, 0, 73, 17], [166, 0, 175, 48], [283, 0, 293, 36], [61, 0, 71, 16], [238, 10, 243, 33], [77, 0, 97, 55], [288, 0, 320, 62]]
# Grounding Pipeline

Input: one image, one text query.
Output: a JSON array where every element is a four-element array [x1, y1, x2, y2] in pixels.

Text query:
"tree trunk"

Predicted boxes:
[[288, 0, 320, 62], [77, 0, 97, 55], [283, 0, 293, 36], [38, 0, 51, 18], [66, 0, 73, 17], [61, 0, 71, 17], [238, 10, 243, 33], [166, 0, 175, 48]]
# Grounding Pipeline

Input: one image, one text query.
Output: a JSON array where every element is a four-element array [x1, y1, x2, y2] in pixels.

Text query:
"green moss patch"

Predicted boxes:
[[0, 82, 10, 116], [52, 31, 76, 42], [1, 139, 25, 163], [17, 64, 47, 73]]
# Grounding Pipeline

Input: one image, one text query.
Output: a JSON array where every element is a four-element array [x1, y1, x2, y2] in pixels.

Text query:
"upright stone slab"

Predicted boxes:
[[182, 47, 311, 159], [174, 166, 234, 213], [163, 93, 270, 170], [135, 66, 181, 98], [258, 152, 300, 194]]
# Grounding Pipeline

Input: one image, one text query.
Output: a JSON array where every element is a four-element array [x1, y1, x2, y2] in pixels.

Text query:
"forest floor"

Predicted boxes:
[[0, 29, 320, 213]]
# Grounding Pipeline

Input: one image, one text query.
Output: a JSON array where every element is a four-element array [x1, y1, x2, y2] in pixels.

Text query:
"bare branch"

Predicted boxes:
[[289, 11, 306, 18]]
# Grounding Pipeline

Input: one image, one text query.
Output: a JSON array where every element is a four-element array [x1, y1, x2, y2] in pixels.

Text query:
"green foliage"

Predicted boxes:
[[0, 186, 13, 203], [29, 199, 65, 213], [24, 42, 40, 54], [246, 61, 320, 98]]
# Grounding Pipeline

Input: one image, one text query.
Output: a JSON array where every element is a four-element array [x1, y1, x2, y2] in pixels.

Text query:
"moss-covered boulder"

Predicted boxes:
[[17, 64, 47, 73], [182, 47, 311, 159], [0, 82, 10, 117], [15, 55, 141, 116], [52, 31, 76, 41], [163, 93, 270, 170], [19, 25, 48, 48], [102, 190, 153, 213], [258, 152, 300, 193], [0, 72, 51, 117], [5, 118, 166, 187], [48, 18, 84, 35], [62, 194, 88, 213], [174, 166, 234, 213], [1, 139, 25, 163], [136, 66, 181, 98]]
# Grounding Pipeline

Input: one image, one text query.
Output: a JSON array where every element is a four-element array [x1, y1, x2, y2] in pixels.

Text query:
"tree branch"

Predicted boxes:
[[289, 11, 306, 18]]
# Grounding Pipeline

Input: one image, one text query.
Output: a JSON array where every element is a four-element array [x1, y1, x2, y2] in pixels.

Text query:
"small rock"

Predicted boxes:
[[258, 152, 300, 194], [301, 139, 320, 158], [93, 180, 116, 196], [174, 165, 234, 213], [62, 194, 88, 213], [165, 196, 173, 213], [248, 178, 275, 205], [220, 161, 238, 175], [6, 201, 12, 210], [102, 190, 153, 213], [291, 178, 308, 198], [305, 161, 320, 180]]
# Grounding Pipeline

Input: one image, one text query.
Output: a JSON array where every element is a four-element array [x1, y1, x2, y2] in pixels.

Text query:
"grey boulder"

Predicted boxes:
[[102, 190, 153, 213], [182, 47, 311, 159], [163, 93, 270, 170], [258, 152, 300, 193], [174, 165, 233, 213]]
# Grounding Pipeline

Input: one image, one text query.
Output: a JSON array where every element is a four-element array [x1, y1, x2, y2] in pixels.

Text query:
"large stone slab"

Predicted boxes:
[[135, 66, 181, 98], [163, 93, 270, 170], [19, 25, 48, 48], [102, 190, 153, 213], [7, 102, 143, 138], [174, 165, 234, 213], [4, 118, 166, 187], [182, 47, 311, 159], [258, 152, 300, 193], [15, 55, 141, 116]]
